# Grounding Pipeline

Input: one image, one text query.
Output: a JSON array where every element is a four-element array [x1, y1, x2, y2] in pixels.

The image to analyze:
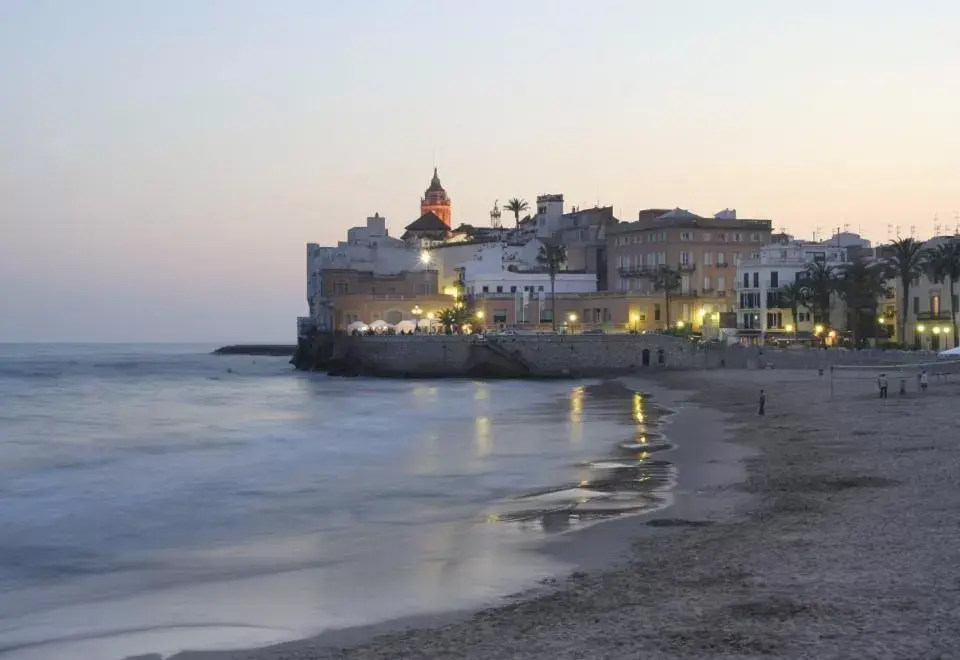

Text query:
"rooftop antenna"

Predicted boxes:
[[954, 211, 960, 235], [843, 223, 850, 233], [934, 213, 941, 237], [910, 225, 917, 239], [886, 224, 893, 241], [895, 224, 902, 238], [814, 226, 822, 242]]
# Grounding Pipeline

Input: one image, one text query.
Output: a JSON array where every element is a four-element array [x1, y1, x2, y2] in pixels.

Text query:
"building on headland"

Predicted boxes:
[[734, 237, 849, 343], [606, 207, 773, 329]]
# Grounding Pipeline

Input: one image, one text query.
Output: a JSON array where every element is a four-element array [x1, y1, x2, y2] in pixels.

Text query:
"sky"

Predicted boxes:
[[1, 0, 959, 342]]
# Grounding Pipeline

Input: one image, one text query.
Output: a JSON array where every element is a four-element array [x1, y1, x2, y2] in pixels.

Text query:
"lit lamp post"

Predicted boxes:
[[411, 305, 422, 333], [917, 324, 925, 350], [629, 313, 640, 334], [568, 312, 578, 334], [475, 309, 485, 333], [785, 323, 795, 342]]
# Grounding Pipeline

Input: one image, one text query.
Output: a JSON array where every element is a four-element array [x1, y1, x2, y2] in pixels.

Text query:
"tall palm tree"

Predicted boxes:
[[835, 261, 889, 347], [924, 239, 960, 347], [799, 260, 836, 329], [778, 282, 805, 331], [652, 266, 682, 330], [505, 198, 529, 230], [537, 241, 567, 332], [886, 237, 926, 346]]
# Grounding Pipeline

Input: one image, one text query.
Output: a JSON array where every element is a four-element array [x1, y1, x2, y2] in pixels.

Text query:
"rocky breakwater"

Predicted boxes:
[[325, 333, 712, 378]]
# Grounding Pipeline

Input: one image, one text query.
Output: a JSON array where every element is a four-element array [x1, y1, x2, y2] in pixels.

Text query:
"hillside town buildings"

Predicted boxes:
[[299, 165, 957, 348]]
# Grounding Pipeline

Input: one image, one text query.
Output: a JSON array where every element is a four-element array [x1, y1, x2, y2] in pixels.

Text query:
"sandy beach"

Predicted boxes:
[[175, 368, 960, 660]]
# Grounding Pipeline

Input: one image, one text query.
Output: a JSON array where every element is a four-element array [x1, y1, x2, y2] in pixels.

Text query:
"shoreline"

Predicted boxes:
[[167, 378, 755, 660], [172, 368, 960, 659]]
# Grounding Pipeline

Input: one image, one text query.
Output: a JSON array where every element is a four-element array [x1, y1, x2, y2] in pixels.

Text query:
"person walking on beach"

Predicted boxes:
[[878, 373, 888, 399], [758, 389, 766, 416], [920, 369, 929, 392]]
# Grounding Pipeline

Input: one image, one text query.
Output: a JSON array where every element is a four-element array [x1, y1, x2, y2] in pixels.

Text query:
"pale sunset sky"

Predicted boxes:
[[1, 0, 958, 342]]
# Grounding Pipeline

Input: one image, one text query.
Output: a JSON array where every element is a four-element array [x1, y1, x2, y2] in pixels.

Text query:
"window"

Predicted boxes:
[[603, 308, 612, 322], [538, 285, 545, 291], [931, 295, 941, 314], [496, 285, 503, 293], [659, 252, 667, 265], [493, 308, 508, 323], [752, 272, 759, 288], [654, 304, 661, 321], [510, 285, 517, 293], [766, 312, 782, 329], [734, 232, 742, 243], [680, 231, 694, 241], [717, 252, 726, 266], [743, 273, 749, 288], [718, 275, 726, 291], [482, 285, 489, 293], [798, 312, 811, 322], [913, 296, 920, 314], [703, 232, 712, 241], [682, 303, 690, 320], [770, 271, 779, 288], [953, 295, 958, 311], [703, 276, 712, 291], [751, 232, 761, 241], [333, 281, 348, 295], [704, 252, 713, 266], [540, 308, 553, 323], [680, 251, 692, 266]]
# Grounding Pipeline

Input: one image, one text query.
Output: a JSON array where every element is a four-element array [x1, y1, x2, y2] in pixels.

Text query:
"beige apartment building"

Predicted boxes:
[[606, 208, 773, 328]]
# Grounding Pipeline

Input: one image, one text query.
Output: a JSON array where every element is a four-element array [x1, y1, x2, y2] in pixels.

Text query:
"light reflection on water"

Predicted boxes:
[[0, 346, 677, 660]]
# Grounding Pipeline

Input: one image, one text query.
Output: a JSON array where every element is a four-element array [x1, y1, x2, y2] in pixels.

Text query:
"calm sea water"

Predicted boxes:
[[0, 344, 673, 660]]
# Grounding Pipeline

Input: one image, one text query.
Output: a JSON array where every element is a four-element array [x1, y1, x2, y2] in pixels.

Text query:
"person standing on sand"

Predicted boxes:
[[758, 389, 766, 416], [878, 373, 888, 399]]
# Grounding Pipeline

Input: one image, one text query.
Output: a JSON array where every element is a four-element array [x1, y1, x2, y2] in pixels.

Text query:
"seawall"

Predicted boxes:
[[296, 334, 943, 378]]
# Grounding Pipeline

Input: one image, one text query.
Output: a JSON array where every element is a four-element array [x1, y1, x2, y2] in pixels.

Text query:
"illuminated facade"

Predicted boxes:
[[420, 167, 452, 227]]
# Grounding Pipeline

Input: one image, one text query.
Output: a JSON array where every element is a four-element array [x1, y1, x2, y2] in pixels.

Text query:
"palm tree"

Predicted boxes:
[[505, 198, 529, 230], [924, 238, 960, 347], [799, 261, 836, 330], [537, 241, 567, 332], [886, 238, 926, 346], [652, 266, 682, 330], [778, 282, 805, 333], [835, 261, 889, 347], [437, 306, 469, 334]]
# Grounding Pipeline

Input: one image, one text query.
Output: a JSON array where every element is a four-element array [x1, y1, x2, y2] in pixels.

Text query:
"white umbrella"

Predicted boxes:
[[346, 321, 369, 333], [394, 320, 417, 333], [369, 320, 392, 332]]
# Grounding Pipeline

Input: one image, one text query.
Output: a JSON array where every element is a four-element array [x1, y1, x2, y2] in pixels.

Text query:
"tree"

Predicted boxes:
[[505, 198, 529, 230], [835, 261, 889, 347], [778, 282, 805, 331], [537, 241, 567, 332], [652, 266, 682, 330], [924, 238, 960, 347], [886, 238, 926, 346], [799, 260, 836, 329], [437, 306, 469, 334]]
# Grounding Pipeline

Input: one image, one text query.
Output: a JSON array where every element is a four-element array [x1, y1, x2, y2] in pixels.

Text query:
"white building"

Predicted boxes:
[[735, 238, 849, 341], [534, 194, 566, 237]]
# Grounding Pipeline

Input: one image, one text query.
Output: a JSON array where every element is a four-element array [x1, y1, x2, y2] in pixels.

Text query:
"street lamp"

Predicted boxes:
[[475, 309, 485, 320], [420, 251, 431, 265], [629, 313, 640, 333], [676, 320, 685, 330], [411, 305, 422, 332], [568, 312, 578, 334]]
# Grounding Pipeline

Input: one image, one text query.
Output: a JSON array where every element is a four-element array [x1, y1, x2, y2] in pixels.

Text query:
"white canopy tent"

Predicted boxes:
[[368, 320, 392, 332], [394, 320, 417, 333], [346, 321, 369, 333]]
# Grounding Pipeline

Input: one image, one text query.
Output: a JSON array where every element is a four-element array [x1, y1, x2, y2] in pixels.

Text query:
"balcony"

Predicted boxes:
[[716, 290, 728, 297], [677, 263, 696, 273], [617, 265, 657, 277], [716, 262, 730, 268], [917, 311, 954, 321], [676, 289, 699, 298]]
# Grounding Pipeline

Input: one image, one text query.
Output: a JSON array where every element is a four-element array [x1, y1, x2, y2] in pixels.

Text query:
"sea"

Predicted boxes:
[[0, 344, 676, 660]]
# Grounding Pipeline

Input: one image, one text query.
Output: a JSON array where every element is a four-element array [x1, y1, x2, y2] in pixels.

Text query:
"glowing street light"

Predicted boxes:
[[629, 313, 640, 333], [933, 326, 941, 335], [420, 251, 431, 265], [475, 309, 485, 319], [814, 324, 824, 335], [917, 325, 926, 333], [785, 323, 794, 332], [568, 313, 578, 322], [411, 305, 423, 331], [676, 320, 685, 329]]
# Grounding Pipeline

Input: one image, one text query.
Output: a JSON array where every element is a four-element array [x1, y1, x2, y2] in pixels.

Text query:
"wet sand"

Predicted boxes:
[[172, 368, 960, 659]]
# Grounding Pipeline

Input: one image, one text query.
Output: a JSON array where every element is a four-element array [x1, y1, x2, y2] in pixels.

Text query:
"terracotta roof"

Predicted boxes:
[[404, 211, 449, 232]]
